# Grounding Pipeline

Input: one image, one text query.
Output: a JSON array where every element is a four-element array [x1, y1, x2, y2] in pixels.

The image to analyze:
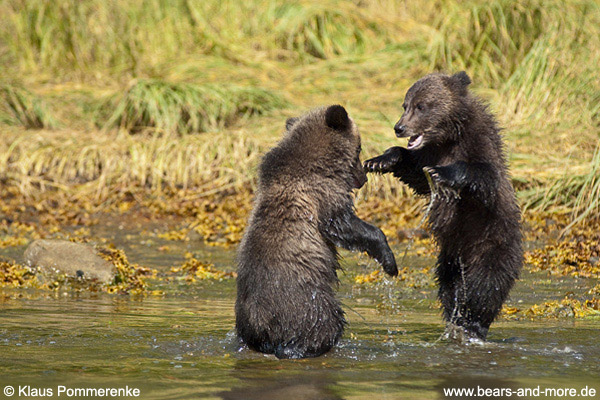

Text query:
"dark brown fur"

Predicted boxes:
[[236, 105, 397, 359], [364, 72, 522, 340]]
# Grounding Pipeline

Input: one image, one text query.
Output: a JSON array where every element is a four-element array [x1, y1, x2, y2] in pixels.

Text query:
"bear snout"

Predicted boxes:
[[394, 121, 407, 137]]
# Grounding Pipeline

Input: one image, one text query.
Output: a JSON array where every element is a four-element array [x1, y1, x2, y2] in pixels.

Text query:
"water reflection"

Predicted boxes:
[[219, 360, 342, 400]]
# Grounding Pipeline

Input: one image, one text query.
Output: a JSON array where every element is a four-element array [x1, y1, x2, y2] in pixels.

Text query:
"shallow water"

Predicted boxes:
[[1, 223, 599, 399]]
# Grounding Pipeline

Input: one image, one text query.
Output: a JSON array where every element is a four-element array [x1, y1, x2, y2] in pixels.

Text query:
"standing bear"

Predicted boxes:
[[236, 105, 397, 359], [364, 72, 522, 340]]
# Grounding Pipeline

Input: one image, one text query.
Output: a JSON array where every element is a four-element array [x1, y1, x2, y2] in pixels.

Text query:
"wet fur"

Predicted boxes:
[[236, 105, 397, 359], [365, 73, 522, 340]]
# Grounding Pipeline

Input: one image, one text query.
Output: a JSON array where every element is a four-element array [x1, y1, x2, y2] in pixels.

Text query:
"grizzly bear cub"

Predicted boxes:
[[236, 105, 398, 359], [364, 72, 522, 340]]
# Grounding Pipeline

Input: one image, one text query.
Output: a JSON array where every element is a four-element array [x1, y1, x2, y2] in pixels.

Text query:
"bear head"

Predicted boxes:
[[394, 71, 472, 150], [261, 105, 366, 192], [287, 105, 366, 190]]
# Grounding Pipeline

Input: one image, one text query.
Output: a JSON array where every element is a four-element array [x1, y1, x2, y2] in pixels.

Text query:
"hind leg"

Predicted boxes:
[[274, 343, 309, 359], [436, 257, 479, 337], [438, 266, 491, 340], [462, 251, 519, 339], [274, 341, 336, 359], [437, 251, 519, 340]]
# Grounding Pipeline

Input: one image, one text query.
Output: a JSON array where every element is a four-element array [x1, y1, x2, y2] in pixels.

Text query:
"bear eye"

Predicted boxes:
[[416, 103, 424, 111]]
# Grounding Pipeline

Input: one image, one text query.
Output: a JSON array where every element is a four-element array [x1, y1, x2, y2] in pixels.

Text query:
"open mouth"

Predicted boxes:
[[407, 134, 423, 149]]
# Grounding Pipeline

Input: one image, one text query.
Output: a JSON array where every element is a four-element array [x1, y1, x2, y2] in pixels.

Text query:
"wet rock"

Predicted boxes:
[[396, 228, 429, 242], [544, 218, 557, 227], [24, 239, 113, 283], [187, 229, 202, 242]]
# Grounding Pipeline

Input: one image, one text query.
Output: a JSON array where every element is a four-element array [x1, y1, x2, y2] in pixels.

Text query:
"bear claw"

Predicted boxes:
[[364, 157, 396, 173], [424, 166, 461, 200]]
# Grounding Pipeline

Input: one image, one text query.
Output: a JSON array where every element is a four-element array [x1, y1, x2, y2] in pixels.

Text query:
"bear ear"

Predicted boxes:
[[325, 105, 351, 132], [451, 71, 471, 87], [285, 117, 298, 131]]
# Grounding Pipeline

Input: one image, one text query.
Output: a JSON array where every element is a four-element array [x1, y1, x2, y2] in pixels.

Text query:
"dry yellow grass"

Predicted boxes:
[[0, 0, 598, 222]]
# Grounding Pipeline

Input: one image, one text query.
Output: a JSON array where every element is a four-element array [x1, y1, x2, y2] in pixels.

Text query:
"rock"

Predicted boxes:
[[396, 228, 429, 241], [24, 239, 113, 283]]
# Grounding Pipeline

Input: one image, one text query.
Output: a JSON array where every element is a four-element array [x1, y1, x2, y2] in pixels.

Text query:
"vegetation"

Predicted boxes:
[[0, 0, 597, 223], [0, 84, 57, 129], [99, 80, 287, 134], [0, 0, 599, 309], [1, 247, 157, 295], [170, 253, 237, 282]]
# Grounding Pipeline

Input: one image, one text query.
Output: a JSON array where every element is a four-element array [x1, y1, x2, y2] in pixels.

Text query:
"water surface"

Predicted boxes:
[[1, 223, 599, 399]]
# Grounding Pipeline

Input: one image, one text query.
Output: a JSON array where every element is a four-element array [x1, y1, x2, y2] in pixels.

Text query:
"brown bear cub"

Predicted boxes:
[[236, 105, 397, 359], [364, 72, 522, 340]]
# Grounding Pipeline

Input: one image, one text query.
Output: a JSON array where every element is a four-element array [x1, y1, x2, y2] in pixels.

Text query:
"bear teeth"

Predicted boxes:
[[407, 134, 423, 149]]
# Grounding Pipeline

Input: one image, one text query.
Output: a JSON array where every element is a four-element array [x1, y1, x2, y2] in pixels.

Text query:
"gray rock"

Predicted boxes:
[[24, 239, 113, 283], [396, 228, 429, 241]]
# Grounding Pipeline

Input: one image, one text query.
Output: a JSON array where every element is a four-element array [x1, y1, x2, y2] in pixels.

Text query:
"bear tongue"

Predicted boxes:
[[407, 134, 423, 149]]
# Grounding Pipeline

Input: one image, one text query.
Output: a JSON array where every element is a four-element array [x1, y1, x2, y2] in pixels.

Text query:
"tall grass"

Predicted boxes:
[[0, 0, 231, 79], [427, 0, 547, 84], [0, 0, 397, 78], [0, 128, 267, 196], [426, 0, 600, 124], [98, 80, 288, 134], [521, 146, 600, 227], [0, 0, 599, 222], [0, 85, 57, 129], [568, 146, 600, 229], [266, 2, 390, 59]]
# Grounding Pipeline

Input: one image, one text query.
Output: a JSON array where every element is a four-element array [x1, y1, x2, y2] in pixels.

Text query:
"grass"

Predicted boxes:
[[98, 79, 288, 134], [521, 146, 600, 232], [0, 0, 599, 225], [0, 0, 397, 77], [0, 128, 267, 195], [0, 85, 57, 129], [428, 0, 548, 84], [569, 146, 600, 228], [266, 2, 390, 59]]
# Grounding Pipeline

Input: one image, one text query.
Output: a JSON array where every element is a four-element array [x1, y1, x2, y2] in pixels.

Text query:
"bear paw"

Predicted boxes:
[[424, 166, 461, 201], [381, 249, 398, 277], [364, 147, 403, 173]]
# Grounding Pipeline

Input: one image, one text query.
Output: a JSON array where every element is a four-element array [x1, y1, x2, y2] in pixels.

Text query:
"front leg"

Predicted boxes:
[[363, 146, 403, 174], [365, 147, 430, 195], [425, 161, 498, 207], [320, 207, 397, 276]]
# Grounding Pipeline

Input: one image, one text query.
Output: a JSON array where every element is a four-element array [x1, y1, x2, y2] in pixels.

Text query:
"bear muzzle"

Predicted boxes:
[[394, 122, 408, 137]]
